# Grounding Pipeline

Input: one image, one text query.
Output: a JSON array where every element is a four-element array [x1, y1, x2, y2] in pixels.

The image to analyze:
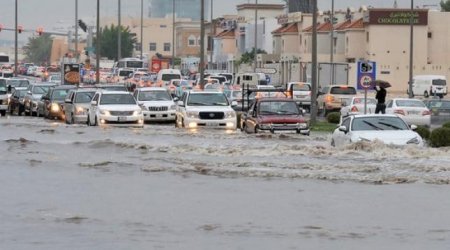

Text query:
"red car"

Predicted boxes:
[[240, 98, 310, 135]]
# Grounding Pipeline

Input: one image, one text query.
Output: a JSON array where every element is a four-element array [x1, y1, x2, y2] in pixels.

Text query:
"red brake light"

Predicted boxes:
[[394, 109, 406, 116], [351, 106, 358, 112], [422, 110, 431, 116]]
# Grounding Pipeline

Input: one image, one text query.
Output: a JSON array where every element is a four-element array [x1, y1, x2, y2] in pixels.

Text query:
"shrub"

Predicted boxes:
[[429, 127, 450, 147], [415, 126, 431, 140], [443, 121, 450, 129], [326, 112, 341, 124]]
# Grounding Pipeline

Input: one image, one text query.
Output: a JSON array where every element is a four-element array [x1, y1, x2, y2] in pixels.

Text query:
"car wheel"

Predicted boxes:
[[0, 110, 5, 117], [87, 115, 91, 126], [93, 116, 98, 126], [296, 129, 301, 134], [254, 126, 260, 134], [71, 114, 75, 125], [424, 91, 429, 98]]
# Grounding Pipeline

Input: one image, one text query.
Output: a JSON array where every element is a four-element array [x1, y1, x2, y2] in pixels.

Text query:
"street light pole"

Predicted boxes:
[[330, 0, 334, 85], [408, 0, 414, 98], [253, 0, 258, 72], [209, 0, 213, 70], [310, 0, 318, 124], [200, 0, 205, 89], [75, 0, 78, 61], [140, 0, 144, 59], [14, 0, 18, 76], [118, 0, 122, 61], [96, 0, 100, 84], [172, 0, 175, 67]]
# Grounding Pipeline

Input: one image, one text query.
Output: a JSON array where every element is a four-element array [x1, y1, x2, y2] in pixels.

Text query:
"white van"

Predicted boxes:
[[157, 69, 182, 86], [412, 75, 447, 98], [234, 73, 268, 88]]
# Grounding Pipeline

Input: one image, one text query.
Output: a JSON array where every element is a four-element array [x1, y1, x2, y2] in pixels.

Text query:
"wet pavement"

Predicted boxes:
[[1, 115, 450, 249]]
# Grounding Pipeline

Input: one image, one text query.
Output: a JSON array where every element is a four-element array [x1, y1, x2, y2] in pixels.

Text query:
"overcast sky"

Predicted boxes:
[[0, 0, 440, 41]]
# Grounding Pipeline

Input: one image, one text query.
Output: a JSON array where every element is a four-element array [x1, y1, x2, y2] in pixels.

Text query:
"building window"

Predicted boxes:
[[149, 42, 156, 51], [164, 43, 171, 51], [188, 35, 196, 46], [366, 32, 369, 43], [428, 32, 432, 38], [160, 25, 167, 28], [135, 43, 142, 51]]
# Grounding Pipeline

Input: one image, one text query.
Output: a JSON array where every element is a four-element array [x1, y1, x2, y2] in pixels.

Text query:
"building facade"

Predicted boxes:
[[148, 0, 209, 21]]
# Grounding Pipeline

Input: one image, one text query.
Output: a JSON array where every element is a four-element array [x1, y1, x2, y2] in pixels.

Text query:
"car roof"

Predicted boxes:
[[138, 87, 167, 91], [352, 114, 399, 118], [74, 88, 97, 92], [100, 91, 130, 95], [189, 89, 222, 93], [52, 85, 77, 89], [390, 98, 423, 101], [257, 97, 295, 102]]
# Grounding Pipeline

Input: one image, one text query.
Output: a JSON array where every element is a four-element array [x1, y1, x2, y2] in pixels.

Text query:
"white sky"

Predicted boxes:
[[0, 0, 440, 41]]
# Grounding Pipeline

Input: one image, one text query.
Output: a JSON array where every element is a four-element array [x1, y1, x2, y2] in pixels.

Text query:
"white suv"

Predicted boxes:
[[175, 90, 237, 129], [133, 87, 177, 122]]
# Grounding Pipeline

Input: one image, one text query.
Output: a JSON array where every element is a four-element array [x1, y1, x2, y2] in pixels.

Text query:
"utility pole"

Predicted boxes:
[[209, 0, 213, 70], [118, 0, 122, 61], [310, 0, 318, 124], [14, 0, 18, 77], [200, 0, 205, 89], [141, 0, 144, 59], [330, 0, 334, 85], [253, 0, 258, 72], [172, 0, 175, 67], [75, 0, 79, 61], [96, 0, 100, 84], [408, 0, 414, 98]]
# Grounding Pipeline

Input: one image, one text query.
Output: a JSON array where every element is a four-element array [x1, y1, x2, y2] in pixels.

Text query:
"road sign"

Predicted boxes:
[[255, 68, 277, 74], [357, 61, 376, 90]]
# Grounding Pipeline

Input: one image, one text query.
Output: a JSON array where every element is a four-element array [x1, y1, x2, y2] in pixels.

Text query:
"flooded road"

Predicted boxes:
[[1, 116, 450, 249]]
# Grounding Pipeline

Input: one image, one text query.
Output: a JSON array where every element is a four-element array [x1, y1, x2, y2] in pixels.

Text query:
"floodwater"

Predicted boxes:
[[1, 116, 450, 249]]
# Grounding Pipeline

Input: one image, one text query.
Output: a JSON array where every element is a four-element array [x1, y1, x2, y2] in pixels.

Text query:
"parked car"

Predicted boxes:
[[287, 82, 312, 111], [240, 98, 309, 135], [64, 88, 97, 124], [175, 90, 237, 129], [23, 83, 57, 116], [386, 98, 431, 127], [317, 85, 357, 115], [331, 114, 423, 147], [87, 91, 144, 127], [423, 99, 450, 126], [133, 87, 177, 122], [0, 78, 9, 116], [39, 85, 76, 119], [340, 96, 377, 118], [8, 87, 28, 115], [411, 75, 447, 98]]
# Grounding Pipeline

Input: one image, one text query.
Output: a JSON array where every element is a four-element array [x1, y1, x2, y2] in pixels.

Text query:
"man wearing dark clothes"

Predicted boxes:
[[374, 86, 387, 114]]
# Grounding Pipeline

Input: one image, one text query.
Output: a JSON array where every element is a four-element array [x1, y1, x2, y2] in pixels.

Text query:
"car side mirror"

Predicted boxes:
[[338, 125, 348, 133], [27, 91, 32, 95], [177, 100, 184, 107], [173, 97, 179, 102], [410, 124, 418, 131], [65, 98, 72, 104], [231, 101, 238, 107], [90, 100, 98, 106]]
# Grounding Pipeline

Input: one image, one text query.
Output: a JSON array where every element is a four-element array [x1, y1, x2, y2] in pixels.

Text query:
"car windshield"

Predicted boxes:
[[32, 86, 51, 94], [353, 98, 377, 105], [219, 74, 233, 81], [210, 77, 226, 84], [432, 79, 446, 86], [74, 92, 95, 103], [291, 83, 311, 91], [162, 74, 181, 81], [395, 100, 426, 107], [138, 91, 171, 101], [8, 80, 29, 87], [232, 91, 242, 99], [352, 117, 409, 131], [51, 89, 71, 101], [100, 94, 136, 105], [119, 70, 133, 77], [16, 90, 27, 97], [187, 93, 229, 106], [330, 86, 357, 95], [428, 100, 450, 109], [258, 101, 300, 115], [101, 86, 127, 91]]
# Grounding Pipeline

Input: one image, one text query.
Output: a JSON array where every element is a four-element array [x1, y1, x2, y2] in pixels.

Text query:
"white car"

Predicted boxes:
[[287, 82, 311, 110], [175, 90, 237, 129], [340, 96, 377, 117], [331, 114, 423, 147], [87, 91, 144, 127], [133, 87, 177, 122], [386, 98, 431, 127], [64, 89, 97, 124]]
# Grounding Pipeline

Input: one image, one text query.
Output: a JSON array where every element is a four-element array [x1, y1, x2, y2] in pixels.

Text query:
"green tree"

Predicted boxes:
[[237, 48, 267, 66], [94, 24, 137, 60], [441, 0, 450, 11], [23, 34, 53, 65]]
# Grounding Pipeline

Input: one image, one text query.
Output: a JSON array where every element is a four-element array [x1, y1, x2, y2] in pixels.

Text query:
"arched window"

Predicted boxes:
[[188, 35, 196, 46]]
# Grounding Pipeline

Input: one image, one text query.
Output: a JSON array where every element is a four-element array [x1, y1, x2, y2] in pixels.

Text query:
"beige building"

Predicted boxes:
[[175, 20, 201, 58]]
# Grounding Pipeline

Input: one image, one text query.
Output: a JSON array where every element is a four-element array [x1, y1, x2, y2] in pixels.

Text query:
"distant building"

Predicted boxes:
[[287, 0, 313, 13], [148, 0, 209, 21]]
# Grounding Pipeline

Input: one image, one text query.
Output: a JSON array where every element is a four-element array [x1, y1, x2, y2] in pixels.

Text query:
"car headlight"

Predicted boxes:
[[170, 105, 176, 110], [357, 137, 371, 142], [100, 110, 111, 116], [139, 105, 148, 111], [186, 111, 198, 118], [407, 137, 420, 145], [298, 122, 308, 129], [133, 110, 142, 116], [75, 106, 86, 115], [50, 103, 60, 112], [225, 111, 236, 118]]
